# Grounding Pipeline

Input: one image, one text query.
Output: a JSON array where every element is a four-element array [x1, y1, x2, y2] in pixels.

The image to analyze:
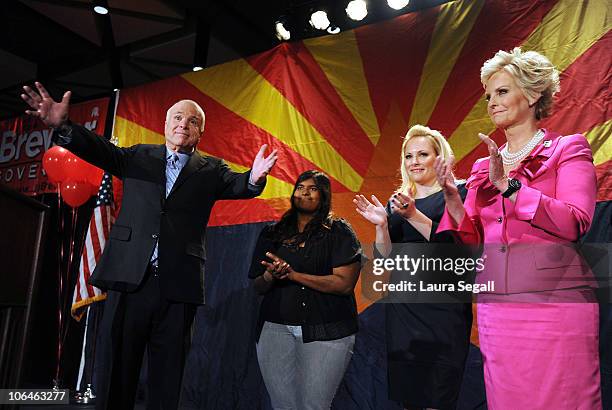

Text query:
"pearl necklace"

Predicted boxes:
[[500, 129, 544, 166]]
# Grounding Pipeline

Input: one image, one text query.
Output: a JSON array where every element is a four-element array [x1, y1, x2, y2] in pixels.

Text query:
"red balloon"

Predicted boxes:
[[86, 165, 104, 188], [63, 152, 91, 181], [89, 181, 100, 196], [63, 152, 104, 189], [42, 146, 70, 183], [61, 180, 92, 207]]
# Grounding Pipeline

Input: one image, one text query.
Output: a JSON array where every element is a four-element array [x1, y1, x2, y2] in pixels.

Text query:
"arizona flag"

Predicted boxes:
[[71, 172, 115, 320]]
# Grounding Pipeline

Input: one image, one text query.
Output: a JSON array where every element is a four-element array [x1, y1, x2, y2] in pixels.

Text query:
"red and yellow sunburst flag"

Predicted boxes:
[[113, 0, 611, 319]]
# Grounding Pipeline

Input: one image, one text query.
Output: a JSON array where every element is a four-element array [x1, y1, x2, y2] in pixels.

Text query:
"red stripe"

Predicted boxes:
[[209, 198, 283, 226], [101, 205, 111, 239], [355, 7, 439, 130], [246, 42, 374, 175], [90, 211, 102, 261], [540, 31, 612, 135], [427, 0, 558, 136], [119, 77, 352, 191]]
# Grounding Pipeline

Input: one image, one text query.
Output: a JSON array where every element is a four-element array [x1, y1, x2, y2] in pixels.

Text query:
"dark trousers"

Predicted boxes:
[[95, 267, 196, 410]]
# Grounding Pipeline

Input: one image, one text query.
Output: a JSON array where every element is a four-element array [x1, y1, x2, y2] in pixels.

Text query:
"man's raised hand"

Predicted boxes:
[[21, 82, 71, 128], [251, 144, 278, 185]]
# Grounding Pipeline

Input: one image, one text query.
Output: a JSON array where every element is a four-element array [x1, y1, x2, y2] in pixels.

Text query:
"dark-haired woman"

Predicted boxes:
[[249, 170, 363, 410]]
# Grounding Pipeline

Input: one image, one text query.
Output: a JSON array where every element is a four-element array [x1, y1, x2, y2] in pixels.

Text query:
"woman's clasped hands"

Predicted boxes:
[[261, 252, 294, 281]]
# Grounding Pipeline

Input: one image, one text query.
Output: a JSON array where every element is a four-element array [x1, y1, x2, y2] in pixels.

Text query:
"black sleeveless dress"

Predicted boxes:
[[385, 185, 472, 409]]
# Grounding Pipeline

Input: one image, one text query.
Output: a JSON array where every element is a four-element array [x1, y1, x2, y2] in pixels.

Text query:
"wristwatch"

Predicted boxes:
[[501, 178, 521, 198]]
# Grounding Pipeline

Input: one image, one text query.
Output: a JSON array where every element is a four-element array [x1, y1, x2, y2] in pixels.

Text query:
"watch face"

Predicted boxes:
[[503, 178, 521, 197]]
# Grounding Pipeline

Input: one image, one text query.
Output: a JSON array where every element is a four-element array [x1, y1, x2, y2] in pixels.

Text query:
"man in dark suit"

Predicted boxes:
[[21, 82, 278, 409]]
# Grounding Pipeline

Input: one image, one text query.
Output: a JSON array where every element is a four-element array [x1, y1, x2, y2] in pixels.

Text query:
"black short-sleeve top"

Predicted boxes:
[[249, 218, 363, 343]]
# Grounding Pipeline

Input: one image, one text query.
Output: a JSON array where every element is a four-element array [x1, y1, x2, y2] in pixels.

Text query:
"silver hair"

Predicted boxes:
[[166, 99, 206, 132]]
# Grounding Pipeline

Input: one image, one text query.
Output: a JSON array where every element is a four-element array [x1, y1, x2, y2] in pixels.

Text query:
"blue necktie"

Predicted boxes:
[[151, 153, 183, 266], [166, 153, 181, 197]]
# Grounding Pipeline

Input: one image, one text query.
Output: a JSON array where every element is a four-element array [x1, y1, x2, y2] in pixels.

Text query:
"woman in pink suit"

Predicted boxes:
[[434, 48, 601, 409]]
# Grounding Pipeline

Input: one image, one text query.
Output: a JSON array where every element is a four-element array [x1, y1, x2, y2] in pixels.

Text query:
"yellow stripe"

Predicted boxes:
[[585, 119, 612, 166], [114, 116, 292, 199], [521, 1, 612, 71], [408, 0, 484, 128], [114, 116, 164, 146], [304, 31, 380, 145], [448, 0, 611, 161], [181, 60, 363, 191]]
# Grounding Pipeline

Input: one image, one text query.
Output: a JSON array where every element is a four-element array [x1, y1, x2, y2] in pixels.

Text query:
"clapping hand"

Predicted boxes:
[[434, 155, 461, 198], [21, 82, 71, 128], [389, 192, 416, 219], [353, 194, 388, 226], [478, 133, 507, 192], [433, 154, 465, 225], [250, 145, 278, 185], [261, 252, 293, 280]]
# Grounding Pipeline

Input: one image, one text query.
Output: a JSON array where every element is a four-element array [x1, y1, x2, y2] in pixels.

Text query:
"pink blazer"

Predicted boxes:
[[438, 130, 597, 295]]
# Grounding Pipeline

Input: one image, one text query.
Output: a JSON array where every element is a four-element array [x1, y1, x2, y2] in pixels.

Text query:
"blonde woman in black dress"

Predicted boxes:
[[354, 125, 472, 410]]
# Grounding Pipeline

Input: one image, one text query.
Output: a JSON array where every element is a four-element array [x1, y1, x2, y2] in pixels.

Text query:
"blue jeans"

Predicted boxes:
[[256, 321, 355, 410]]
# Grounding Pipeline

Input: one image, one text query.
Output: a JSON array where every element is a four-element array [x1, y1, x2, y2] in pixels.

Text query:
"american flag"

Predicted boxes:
[[71, 172, 115, 321]]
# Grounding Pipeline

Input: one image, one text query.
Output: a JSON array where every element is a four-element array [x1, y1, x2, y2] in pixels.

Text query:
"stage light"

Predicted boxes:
[[346, 0, 368, 21], [192, 66, 203, 72], [92, 0, 109, 15], [387, 0, 410, 10], [275, 20, 291, 41], [309, 10, 331, 30], [327, 25, 341, 34]]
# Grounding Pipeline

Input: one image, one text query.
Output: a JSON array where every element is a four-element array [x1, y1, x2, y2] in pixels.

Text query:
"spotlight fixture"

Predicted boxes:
[[92, 0, 109, 15], [275, 19, 291, 41], [387, 0, 410, 10], [327, 25, 341, 34], [309, 10, 331, 31], [346, 0, 368, 21]]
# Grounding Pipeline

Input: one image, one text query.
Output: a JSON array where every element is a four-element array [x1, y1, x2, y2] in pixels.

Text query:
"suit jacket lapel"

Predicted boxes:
[[168, 150, 207, 198], [152, 145, 167, 202]]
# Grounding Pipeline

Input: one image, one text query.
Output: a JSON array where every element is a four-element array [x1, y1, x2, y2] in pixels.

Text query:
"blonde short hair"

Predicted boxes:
[[398, 124, 454, 196], [481, 47, 560, 120]]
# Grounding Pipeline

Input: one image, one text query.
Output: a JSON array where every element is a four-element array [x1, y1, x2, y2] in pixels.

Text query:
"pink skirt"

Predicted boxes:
[[477, 301, 601, 409]]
